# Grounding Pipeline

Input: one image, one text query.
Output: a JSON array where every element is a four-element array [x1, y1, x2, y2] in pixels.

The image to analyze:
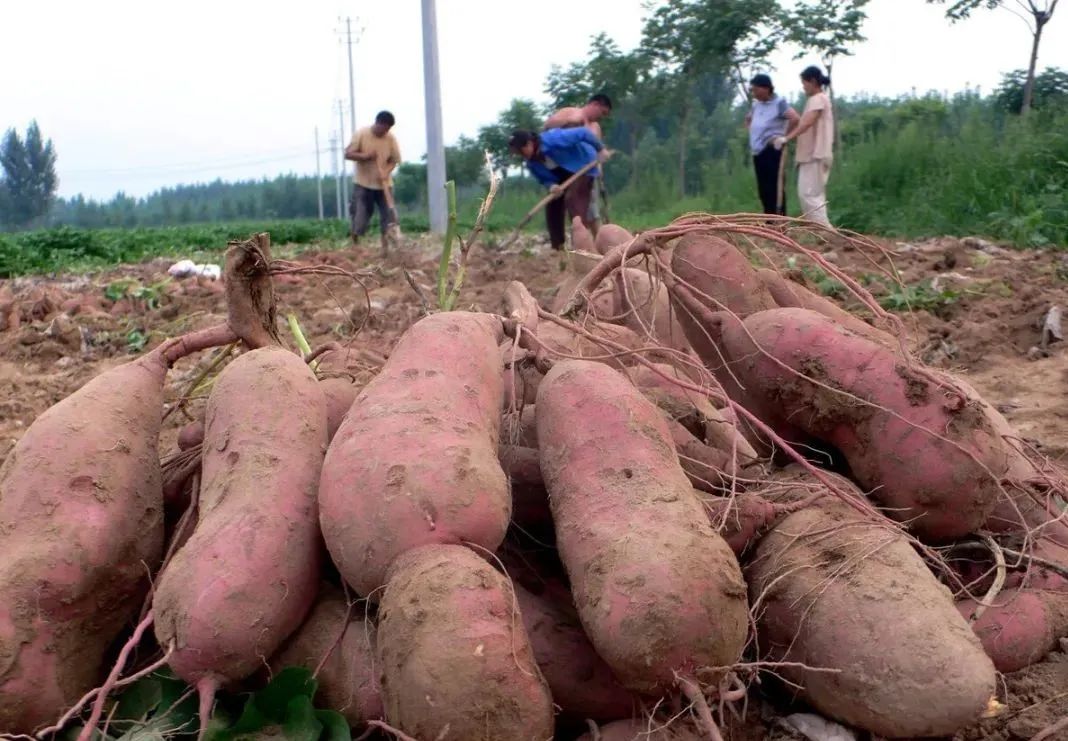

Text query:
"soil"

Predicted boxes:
[[2, 229, 1067, 740]]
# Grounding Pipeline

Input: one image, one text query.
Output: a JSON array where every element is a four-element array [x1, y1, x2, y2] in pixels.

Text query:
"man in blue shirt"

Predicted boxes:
[[508, 127, 608, 250], [745, 74, 800, 215]]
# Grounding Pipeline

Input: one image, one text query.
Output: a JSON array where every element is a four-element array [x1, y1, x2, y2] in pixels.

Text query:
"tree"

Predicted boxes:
[[0, 121, 58, 229], [641, 0, 781, 195], [476, 99, 543, 173], [781, 0, 870, 94], [994, 66, 1068, 112], [928, 0, 1059, 114]]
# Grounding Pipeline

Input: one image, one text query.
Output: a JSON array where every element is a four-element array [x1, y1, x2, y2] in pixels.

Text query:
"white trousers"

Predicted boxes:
[[798, 159, 832, 226]]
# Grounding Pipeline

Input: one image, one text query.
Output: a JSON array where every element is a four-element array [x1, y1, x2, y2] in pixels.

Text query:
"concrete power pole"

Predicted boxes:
[[315, 126, 324, 220], [337, 100, 349, 213], [421, 0, 447, 234], [346, 17, 357, 138], [330, 130, 342, 220]]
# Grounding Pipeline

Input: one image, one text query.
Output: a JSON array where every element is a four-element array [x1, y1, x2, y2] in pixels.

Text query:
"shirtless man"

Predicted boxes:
[[544, 93, 612, 235]]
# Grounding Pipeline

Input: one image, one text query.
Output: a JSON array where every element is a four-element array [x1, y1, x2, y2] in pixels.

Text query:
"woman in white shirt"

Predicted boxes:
[[776, 65, 835, 226]]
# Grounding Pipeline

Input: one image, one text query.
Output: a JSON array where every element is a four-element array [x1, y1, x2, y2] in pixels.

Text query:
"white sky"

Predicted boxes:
[[3, 0, 1065, 200]]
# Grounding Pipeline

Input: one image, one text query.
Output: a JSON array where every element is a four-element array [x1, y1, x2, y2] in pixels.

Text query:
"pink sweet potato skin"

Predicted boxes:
[[270, 583, 382, 726], [755, 267, 894, 347], [959, 589, 1068, 673], [499, 445, 553, 532], [670, 233, 776, 318], [514, 579, 637, 722], [320, 312, 510, 597], [319, 376, 358, 442], [0, 352, 167, 732], [376, 544, 554, 740], [154, 346, 326, 684], [594, 224, 634, 255], [721, 308, 1008, 539], [537, 360, 748, 693], [747, 469, 996, 738], [177, 420, 205, 450]]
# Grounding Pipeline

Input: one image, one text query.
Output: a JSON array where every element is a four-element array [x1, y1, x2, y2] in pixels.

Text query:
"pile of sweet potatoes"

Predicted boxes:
[[2, 223, 1066, 741]]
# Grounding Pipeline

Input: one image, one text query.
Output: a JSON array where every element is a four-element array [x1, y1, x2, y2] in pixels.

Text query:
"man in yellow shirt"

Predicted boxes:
[[344, 111, 401, 249], [777, 66, 835, 226]]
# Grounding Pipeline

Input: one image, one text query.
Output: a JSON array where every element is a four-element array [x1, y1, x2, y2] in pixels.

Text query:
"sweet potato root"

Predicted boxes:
[[720, 308, 1009, 539], [579, 719, 703, 740], [746, 468, 996, 738], [376, 544, 554, 740], [595, 224, 634, 255], [537, 360, 748, 693], [755, 267, 894, 347], [269, 583, 381, 727], [155, 346, 326, 691], [0, 326, 236, 732], [670, 233, 776, 318], [959, 588, 1068, 673], [0, 352, 169, 731], [320, 311, 510, 597], [514, 578, 637, 722]]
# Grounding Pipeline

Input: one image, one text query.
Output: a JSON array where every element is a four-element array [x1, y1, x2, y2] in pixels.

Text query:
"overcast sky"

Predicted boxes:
[[4, 0, 1066, 200]]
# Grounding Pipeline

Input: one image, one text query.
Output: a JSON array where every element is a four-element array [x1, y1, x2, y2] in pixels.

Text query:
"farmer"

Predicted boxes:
[[775, 65, 835, 226], [344, 110, 401, 249], [544, 93, 614, 235], [508, 128, 609, 251], [745, 74, 800, 216]]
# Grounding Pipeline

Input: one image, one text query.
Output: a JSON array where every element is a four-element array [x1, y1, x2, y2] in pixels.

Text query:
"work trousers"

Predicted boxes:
[[797, 159, 832, 226], [350, 185, 394, 236], [752, 145, 786, 216], [545, 174, 595, 250]]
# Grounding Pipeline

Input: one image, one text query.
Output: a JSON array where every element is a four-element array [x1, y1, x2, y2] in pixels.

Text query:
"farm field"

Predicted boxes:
[[1, 224, 1066, 740]]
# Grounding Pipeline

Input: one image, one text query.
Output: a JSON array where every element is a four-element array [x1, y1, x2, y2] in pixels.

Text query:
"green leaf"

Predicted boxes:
[[254, 667, 319, 723], [113, 676, 163, 722], [281, 696, 324, 741], [315, 709, 351, 741]]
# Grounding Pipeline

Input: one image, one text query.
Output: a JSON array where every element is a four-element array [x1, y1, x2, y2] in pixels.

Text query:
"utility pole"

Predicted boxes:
[[337, 100, 349, 213], [346, 17, 357, 138], [315, 126, 324, 220], [421, 0, 447, 234], [330, 130, 342, 220]]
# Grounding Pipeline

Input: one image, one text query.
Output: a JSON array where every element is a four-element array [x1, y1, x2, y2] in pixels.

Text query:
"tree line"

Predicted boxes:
[[1, 0, 1063, 232]]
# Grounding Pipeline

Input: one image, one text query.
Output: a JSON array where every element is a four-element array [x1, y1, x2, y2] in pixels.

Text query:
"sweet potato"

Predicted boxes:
[[669, 420, 735, 493], [320, 376, 358, 441], [630, 363, 758, 467], [579, 719, 703, 740], [746, 468, 996, 738], [959, 588, 1068, 673], [499, 444, 553, 533], [573, 214, 596, 252], [0, 327, 234, 732], [702, 493, 781, 556], [320, 312, 510, 597], [269, 583, 381, 727], [755, 267, 894, 347], [719, 308, 1009, 539], [177, 419, 205, 450], [154, 346, 326, 693], [537, 360, 748, 693], [376, 544, 554, 740], [514, 578, 637, 722], [502, 319, 646, 411], [0, 355, 167, 731], [501, 404, 538, 448], [670, 233, 776, 318], [595, 224, 635, 255]]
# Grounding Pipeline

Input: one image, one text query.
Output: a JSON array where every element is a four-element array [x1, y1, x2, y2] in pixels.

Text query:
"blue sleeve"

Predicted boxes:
[[545, 126, 603, 151], [527, 161, 558, 188]]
